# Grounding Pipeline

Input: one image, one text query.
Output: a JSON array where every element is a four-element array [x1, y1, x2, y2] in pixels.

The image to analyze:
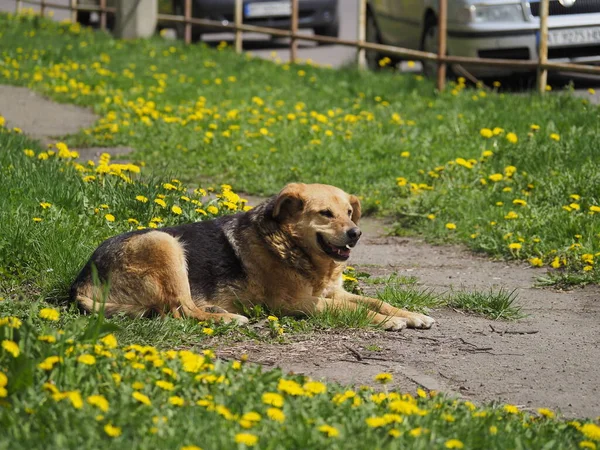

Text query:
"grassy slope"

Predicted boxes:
[[1, 12, 599, 284]]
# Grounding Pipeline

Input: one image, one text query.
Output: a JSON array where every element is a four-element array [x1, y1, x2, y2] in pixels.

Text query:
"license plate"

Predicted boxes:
[[547, 26, 600, 47], [245, 2, 291, 18]]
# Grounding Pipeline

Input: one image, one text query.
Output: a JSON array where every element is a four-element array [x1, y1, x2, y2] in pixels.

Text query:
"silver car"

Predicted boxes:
[[366, 0, 600, 76]]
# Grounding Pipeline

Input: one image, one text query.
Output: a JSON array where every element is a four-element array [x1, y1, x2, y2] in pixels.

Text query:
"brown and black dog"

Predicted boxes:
[[71, 183, 435, 331]]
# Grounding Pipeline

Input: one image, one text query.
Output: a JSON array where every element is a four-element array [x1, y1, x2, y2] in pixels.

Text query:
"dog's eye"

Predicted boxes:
[[319, 209, 334, 218], [348, 209, 352, 217]]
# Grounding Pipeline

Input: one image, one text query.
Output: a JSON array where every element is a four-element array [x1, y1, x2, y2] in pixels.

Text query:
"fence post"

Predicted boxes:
[[70, 0, 77, 23], [357, 0, 366, 69], [16, 0, 21, 13], [234, 0, 243, 53], [100, 0, 107, 30], [290, 0, 299, 63], [115, 0, 157, 39], [537, 0, 549, 94], [436, 0, 447, 91], [184, 0, 192, 44], [40, 0, 46, 17]]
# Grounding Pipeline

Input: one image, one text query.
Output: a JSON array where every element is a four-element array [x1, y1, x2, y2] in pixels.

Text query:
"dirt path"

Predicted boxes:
[[2, 84, 599, 419]]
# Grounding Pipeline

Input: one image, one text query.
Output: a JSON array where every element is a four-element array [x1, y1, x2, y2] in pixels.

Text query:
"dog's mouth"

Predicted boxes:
[[317, 233, 355, 261]]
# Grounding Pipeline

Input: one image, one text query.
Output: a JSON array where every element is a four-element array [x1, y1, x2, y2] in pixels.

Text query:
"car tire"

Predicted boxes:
[[365, 10, 383, 70], [365, 10, 399, 71], [77, 11, 92, 27], [421, 16, 438, 77], [173, 0, 202, 42], [314, 19, 340, 44], [421, 15, 451, 78]]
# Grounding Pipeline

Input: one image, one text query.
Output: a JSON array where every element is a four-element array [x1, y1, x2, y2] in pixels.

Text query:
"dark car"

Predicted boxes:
[[171, 0, 339, 41], [78, 0, 339, 41]]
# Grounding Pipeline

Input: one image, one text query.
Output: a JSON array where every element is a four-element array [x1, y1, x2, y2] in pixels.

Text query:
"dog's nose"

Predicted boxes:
[[346, 227, 362, 242]]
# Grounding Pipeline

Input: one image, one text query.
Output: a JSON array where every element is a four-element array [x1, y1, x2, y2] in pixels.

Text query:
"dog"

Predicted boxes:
[[71, 183, 435, 331]]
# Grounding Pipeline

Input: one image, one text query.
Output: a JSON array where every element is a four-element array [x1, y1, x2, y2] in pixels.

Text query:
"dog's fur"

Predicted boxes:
[[71, 183, 435, 331]]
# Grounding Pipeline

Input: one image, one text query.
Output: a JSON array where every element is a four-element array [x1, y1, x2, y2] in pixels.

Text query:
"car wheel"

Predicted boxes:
[[421, 16, 442, 78], [314, 19, 339, 44], [77, 11, 92, 27], [365, 10, 383, 70], [365, 10, 400, 70], [173, 1, 202, 42]]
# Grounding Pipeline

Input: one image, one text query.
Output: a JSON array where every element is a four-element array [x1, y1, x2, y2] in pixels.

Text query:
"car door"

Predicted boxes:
[[397, 0, 425, 50], [370, 0, 397, 45]]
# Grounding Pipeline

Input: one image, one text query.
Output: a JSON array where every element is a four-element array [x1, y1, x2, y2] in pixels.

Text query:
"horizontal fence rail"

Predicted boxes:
[[11, 0, 600, 91]]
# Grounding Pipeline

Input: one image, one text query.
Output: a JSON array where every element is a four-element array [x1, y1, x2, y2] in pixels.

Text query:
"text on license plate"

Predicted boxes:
[[547, 26, 600, 47], [245, 2, 292, 18]]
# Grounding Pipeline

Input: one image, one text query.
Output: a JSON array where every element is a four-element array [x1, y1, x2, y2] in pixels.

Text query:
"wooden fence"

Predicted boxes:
[[12, 0, 600, 93]]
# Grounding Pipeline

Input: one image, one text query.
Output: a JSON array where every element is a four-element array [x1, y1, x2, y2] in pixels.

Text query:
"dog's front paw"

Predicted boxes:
[[404, 312, 435, 329], [381, 316, 408, 331], [229, 314, 250, 326]]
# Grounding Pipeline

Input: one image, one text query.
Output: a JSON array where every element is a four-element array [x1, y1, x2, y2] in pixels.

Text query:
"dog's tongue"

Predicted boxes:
[[330, 243, 351, 258]]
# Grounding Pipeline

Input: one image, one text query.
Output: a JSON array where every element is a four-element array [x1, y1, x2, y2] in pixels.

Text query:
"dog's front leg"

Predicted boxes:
[[282, 295, 410, 331], [330, 290, 435, 329]]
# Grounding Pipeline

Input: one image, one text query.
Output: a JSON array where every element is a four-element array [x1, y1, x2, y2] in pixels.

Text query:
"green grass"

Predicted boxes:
[[2, 302, 600, 449], [0, 11, 598, 284], [1, 12, 600, 445], [446, 288, 524, 321]]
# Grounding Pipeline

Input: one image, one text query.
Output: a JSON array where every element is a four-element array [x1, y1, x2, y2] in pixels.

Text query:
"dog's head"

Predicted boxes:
[[272, 183, 362, 262]]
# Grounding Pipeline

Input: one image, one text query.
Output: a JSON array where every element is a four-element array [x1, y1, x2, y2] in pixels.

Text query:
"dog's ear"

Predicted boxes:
[[349, 195, 361, 224], [272, 183, 305, 221]]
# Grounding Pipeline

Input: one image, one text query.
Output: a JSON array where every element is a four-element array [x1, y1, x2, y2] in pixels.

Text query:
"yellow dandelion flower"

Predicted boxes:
[[87, 395, 109, 412], [580, 441, 597, 449], [445, 439, 464, 449], [132, 391, 151, 406], [169, 396, 185, 406], [105, 214, 115, 222], [480, 128, 493, 138], [156, 380, 175, 391], [374, 373, 393, 384], [304, 381, 326, 395], [445, 223, 457, 230], [39, 308, 60, 321], [550, 133, 560, 141], [506, 132, 518, 144], [104, 424, 121, 437], [537, 408, 555, 419], [529, 257, 543, 267], [503, 404, 520, 414], [207, 205, 219, 215], [262, 392, 284, 407], [318, 424, 339, 438], [2, 340, 19, 358], [267, 408, 285, 422], [136, 195, 148, 203], [581, 423, 600, 440], [235, 433, 258, 446]]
